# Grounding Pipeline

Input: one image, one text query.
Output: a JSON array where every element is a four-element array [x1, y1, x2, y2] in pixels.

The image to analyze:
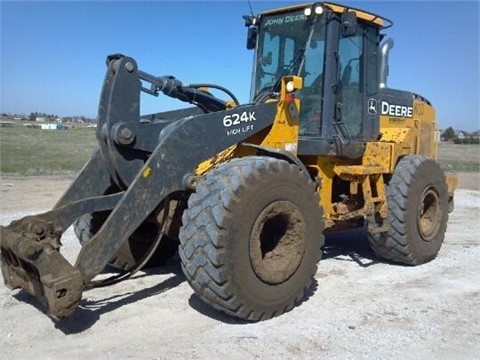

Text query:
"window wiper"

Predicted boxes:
[[254, 17, 317, 103], [270, 17, 318, 94], [271, 47, 306, 92], [254, 47, 305, 103]]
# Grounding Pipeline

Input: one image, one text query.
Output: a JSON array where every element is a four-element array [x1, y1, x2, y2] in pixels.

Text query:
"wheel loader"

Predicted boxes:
[[0, 2, 457, 321]]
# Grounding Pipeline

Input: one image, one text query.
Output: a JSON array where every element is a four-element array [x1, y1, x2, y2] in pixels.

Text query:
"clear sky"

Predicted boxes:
[[1, 0, 479, 131]]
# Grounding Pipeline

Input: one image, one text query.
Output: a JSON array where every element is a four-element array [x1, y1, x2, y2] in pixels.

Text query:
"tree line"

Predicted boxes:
[[1, 112, 95, 123], [442, 126, 480, 144]]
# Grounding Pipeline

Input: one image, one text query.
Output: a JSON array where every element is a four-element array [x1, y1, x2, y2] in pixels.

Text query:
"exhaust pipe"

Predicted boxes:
[[379, 38, 394, 89]]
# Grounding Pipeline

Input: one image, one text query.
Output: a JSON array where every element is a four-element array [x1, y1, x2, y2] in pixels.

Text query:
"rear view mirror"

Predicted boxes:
[[341, 11, 357, 37], [247, 27, 257, 49]]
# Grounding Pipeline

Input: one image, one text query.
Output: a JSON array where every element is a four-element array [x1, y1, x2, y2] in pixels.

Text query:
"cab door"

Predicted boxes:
[[298, 16, 380, 158], [336, 23, 379, 145]]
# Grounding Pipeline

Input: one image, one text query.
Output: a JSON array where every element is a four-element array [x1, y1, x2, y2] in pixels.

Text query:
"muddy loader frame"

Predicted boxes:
[[1, 2, 457, 321], [1, 55, 281, 318]]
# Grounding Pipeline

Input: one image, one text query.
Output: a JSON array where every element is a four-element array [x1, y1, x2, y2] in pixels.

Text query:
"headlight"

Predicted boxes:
[[286, 81, 295, 93]]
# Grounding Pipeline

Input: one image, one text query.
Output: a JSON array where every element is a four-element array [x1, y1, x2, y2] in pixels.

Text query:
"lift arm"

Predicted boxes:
[[0, 55, 277, 319]]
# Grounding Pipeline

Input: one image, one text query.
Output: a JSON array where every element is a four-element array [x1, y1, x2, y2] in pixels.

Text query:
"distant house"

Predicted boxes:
[[0, 121, 16, 127], [40, 123, 58, 130], [24, 123, 60, 130], [471, 130, 480, 140], [455, 130, 469, 140]]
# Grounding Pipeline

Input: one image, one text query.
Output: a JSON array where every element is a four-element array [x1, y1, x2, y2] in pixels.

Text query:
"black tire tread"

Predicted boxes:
[[368, 155, 449, 265], [179, 156, 323, 321]]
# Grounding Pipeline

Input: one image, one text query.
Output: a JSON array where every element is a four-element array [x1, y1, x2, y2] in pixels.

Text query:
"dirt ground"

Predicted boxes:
[[0, 173, 479, 359]]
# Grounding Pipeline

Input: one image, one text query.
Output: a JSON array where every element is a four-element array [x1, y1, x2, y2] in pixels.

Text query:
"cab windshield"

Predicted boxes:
[[252, 10, 326, 104]]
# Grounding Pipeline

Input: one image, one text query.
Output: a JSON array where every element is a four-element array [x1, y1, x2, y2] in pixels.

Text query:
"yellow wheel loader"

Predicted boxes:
[[1, 2, 457, 321]]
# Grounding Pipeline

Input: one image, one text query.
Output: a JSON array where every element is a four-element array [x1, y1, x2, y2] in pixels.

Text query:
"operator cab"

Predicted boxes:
[[245, 2, 393, 158]]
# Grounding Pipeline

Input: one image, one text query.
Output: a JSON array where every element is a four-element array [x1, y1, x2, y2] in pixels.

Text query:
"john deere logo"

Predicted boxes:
[[368, 98, 377, 115]]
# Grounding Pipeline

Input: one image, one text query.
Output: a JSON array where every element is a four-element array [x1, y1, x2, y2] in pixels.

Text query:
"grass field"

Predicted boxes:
[[437, 142, 480, 172], [0, 126, 97, 174], [0, 125, 479, 174]]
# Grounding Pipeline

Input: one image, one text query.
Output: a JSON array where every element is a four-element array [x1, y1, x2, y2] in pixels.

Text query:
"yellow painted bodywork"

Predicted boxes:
[[196, 87, 457, 230], [194, 2, 455, 231], [257, 76, 303, 154], [324, 3, 384, 26], [378, 99, 439, 162], [195, 76, 303, 174], [299, 155, 389, 227], [445, 173, 458, 197]]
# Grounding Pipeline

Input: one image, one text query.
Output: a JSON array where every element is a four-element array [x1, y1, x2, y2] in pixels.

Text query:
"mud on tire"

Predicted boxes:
[[368, 155, 449, 265], [179, 156, 324, 321]]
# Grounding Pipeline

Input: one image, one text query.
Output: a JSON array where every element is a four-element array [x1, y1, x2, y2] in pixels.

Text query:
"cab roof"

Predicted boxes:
[[259, 1, 393, 29]]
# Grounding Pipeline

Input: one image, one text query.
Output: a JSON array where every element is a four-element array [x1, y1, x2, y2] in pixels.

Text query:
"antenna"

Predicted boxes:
[[247, 0, 254, 16]]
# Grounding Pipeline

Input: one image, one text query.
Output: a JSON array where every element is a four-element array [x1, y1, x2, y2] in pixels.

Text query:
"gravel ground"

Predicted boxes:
[[0, 174, 479, 359]]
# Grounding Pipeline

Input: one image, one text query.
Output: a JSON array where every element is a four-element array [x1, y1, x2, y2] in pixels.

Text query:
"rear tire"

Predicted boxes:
[[368, 155, 449, 265], [179, 156, 324, 321]]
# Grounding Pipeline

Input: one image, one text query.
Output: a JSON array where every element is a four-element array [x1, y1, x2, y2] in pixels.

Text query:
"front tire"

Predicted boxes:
[[368, 155, 449, 265], [179, 156, 324, 321]]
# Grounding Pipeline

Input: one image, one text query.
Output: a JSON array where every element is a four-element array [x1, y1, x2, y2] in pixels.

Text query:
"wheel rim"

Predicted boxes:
[[417, 186, 442, 242], [250, 201, 306, 284]]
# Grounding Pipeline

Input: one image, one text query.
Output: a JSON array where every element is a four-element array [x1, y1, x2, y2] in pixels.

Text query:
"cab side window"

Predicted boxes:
[[338, 33, 362, 138]]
